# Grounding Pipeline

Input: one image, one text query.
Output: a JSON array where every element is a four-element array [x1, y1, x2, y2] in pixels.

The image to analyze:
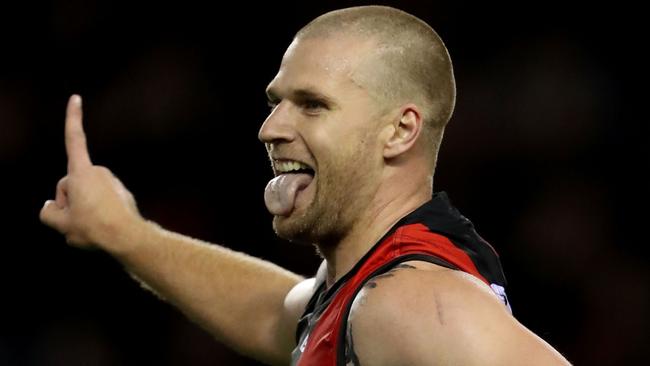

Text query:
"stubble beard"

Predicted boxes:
[[272, 141, 378, 249]]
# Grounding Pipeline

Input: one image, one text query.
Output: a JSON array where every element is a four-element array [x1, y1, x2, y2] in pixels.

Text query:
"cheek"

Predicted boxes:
[[303, 123, 349, 162], [303, 111, 382, 167]]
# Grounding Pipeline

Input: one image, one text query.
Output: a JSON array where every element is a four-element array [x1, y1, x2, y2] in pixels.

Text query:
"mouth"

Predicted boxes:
[[264, 158, 317, 217], [273, 159, 316, 177]]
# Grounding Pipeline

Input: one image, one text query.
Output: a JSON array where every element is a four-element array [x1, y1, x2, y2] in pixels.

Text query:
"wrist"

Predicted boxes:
[[95, 214, 154, 259]]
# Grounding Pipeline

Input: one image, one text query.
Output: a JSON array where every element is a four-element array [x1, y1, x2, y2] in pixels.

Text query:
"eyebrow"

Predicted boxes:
[[266, 86, 339, 108]]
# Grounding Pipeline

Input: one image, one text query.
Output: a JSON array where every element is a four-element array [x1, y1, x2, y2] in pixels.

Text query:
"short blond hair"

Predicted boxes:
[[296, 5, 456, 153]]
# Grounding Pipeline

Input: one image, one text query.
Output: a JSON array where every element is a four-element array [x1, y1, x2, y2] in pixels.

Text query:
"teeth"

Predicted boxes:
[[275, 160, 312, 173]]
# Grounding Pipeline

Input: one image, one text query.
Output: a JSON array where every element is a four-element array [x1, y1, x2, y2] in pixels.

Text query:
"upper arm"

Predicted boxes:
[[261, 278, 314, 365], [269, 262, 326, 365], [348, 267, 572, 366]]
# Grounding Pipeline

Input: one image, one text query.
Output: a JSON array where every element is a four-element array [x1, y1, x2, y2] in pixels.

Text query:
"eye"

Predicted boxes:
[[301, 99, 327, 113]]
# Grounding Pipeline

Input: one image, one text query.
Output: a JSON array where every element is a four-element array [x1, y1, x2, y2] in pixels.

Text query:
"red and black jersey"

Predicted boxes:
[[290, 192, 510, 366]]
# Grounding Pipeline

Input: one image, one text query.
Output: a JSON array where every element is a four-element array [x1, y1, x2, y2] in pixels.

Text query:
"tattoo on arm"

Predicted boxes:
[[364, 263, 416, 289], [345, 263, 418, 364], [345, 319, 362, 366]]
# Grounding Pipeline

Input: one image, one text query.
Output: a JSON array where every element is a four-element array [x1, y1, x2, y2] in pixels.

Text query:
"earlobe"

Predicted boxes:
[[383, 106, 423, 159]]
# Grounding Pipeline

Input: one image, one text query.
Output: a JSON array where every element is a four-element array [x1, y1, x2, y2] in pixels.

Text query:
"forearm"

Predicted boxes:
[[40, 96, 301, 364], [103, 219, 303, 363]]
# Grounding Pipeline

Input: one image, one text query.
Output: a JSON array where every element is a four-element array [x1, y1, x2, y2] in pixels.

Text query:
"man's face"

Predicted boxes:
[[259, 35, 386, 246]]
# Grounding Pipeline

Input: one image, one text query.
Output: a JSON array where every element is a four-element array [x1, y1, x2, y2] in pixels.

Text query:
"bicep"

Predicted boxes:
[[265, 262, 326, 365], [264, 277, 316, 365], [433, 294, 572, 366], [283, 277, 317, 332], [420, 271, 571, 365], [348, 270, 571, 366]]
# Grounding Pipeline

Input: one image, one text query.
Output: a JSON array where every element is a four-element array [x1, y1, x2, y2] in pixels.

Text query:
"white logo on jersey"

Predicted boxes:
[[299, 334, 309, 353], [490, 283, 512, 313]]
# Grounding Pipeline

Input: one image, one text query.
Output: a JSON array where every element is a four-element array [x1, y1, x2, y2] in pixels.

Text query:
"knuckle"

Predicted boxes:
[[94, 165, 110, 174], [56, 176, 69, 188], [38, 206, 48, 222], [39, 201, 54, 219]]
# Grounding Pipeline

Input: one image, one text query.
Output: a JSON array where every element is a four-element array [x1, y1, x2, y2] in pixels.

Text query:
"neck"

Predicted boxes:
[[318, 174, 432, 286]]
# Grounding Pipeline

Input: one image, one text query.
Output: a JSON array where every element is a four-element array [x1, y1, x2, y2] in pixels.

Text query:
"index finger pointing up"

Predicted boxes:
[[65, 94, 92, 172]]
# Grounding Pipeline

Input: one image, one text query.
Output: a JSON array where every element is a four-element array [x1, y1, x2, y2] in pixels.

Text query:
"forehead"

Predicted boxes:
[[267, 35, 375, 97]]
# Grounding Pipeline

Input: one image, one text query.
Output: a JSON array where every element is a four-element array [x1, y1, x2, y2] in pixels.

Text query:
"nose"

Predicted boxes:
[[258, 102, 296, 144]]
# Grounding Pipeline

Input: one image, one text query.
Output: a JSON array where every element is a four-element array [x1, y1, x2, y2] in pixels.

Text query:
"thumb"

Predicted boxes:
[[39, 200, 69, 234]]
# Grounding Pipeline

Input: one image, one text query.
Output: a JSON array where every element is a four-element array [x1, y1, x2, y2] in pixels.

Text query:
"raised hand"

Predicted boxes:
[[40, 95, 142, 249]]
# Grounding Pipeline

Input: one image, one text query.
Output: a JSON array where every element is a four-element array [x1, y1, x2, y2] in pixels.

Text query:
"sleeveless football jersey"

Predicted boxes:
[[291, 192, 510, 365]]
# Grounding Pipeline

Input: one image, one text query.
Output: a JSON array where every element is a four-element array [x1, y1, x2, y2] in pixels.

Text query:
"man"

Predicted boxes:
[[40, 5, 571, 366]]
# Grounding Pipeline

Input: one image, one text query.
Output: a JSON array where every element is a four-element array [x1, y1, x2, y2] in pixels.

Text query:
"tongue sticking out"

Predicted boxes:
[[264, 173, 314, 216]]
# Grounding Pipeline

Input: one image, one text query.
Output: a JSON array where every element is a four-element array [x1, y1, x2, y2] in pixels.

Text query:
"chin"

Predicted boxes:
[[272, 215, 315, 245], [272, 206, 346, 248]]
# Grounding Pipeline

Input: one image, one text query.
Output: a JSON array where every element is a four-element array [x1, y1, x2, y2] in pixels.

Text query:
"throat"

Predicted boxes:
[[317, 222, 378, 287], [317, 194, 431, 286]]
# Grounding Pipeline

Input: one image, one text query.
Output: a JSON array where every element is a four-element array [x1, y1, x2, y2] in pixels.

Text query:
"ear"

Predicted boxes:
[[382, 104, 423, 159]]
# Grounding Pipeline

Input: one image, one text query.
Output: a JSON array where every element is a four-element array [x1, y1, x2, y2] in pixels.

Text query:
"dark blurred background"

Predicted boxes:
[[1, 0, 647, 365]]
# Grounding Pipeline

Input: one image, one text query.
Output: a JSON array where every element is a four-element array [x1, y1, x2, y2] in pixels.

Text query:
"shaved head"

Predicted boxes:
[[295, 6, 456, 166], [260, 6, 456, 245]]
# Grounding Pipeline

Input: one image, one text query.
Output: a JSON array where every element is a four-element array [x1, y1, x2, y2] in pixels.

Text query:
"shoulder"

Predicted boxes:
[[346, 261, 571, 366], [350, 260, 502, 322], [282, 261, 326, 327]]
